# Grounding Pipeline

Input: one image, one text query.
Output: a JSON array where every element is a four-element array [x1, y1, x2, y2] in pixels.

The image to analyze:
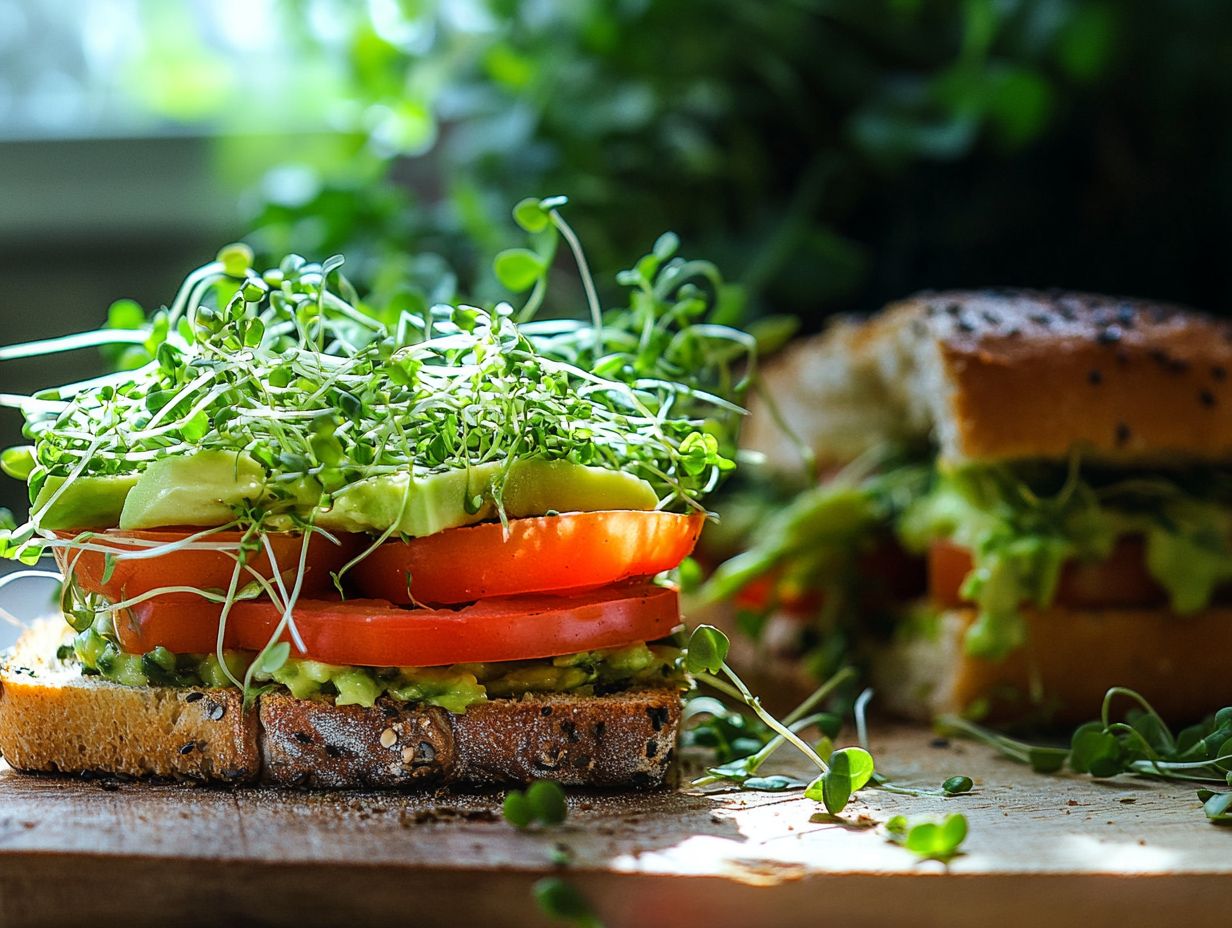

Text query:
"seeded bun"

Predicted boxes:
[[873, 604, 1232, 726], [0, 622, 680, 788], [744, 290, 1232, 470]]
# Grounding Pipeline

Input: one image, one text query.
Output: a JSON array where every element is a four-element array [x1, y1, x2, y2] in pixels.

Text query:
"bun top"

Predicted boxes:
[[743, 289, 1232, 471]]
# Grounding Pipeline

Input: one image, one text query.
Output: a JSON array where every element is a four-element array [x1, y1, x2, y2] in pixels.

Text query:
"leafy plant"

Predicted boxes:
[[684, 625, 873, 815], [885, 813, 969, 862], [533, 877, 603, 928], [503, 780, 569, 829], [941, 687, 1232, 823]]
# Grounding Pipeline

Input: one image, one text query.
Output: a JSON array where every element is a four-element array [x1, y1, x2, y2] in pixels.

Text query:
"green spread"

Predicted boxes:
[[44, 451, 658, 535], [708, 457, 1232, 664], [67, 614, 683, 711]]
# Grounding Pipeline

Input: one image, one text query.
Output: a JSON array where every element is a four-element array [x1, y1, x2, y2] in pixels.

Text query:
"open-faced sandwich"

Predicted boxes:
[[705, 289, 1232, 724], [0, 201, 750, 787]]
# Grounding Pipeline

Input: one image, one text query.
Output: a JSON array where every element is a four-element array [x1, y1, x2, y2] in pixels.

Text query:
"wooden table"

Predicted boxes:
[[0, 726, 1226, 927]]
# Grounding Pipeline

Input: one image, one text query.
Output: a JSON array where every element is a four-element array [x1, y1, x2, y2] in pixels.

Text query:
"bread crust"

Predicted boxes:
[[745, 289, 1232, 467], [876, 604, 1232, 725], [0, 629, 681, 789]]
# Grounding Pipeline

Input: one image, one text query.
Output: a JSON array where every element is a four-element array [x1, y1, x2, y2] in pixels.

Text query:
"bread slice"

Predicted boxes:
[[743, 290, 1232, 470], [873, 604, 1232, 725], [0, 623, 680, 788]]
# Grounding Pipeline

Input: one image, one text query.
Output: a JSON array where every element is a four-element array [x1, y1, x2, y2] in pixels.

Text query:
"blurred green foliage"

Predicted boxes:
[[239, 0, 1230, 319]]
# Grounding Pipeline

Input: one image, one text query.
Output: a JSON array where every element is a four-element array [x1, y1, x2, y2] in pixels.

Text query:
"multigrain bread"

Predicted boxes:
[[874, 605, 1232, 726], [0, 624, 680, 788], [744, 290, 1232, 470]]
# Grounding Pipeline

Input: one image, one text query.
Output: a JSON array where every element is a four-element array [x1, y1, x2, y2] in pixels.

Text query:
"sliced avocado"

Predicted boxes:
[[316, 458, 657, 537], [119, 450, 268, 530], [33, 474, 141, 530]]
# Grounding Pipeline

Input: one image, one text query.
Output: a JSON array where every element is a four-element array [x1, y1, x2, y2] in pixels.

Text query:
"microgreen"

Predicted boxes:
[[532, 877, 603, 928], [503, 780, 569, 829], [885, 813, 969, 862], [940, 687, 1232, 822], [0, 199, 752, 702], [685, 625, 874, 815]]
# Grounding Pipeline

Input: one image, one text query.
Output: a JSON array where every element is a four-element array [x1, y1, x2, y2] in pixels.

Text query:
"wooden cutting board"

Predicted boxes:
[[0, 725, 1226, 928]]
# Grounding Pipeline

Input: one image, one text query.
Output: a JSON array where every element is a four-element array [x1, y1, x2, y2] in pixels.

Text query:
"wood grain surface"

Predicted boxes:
[[0, 725, 1227, 928]]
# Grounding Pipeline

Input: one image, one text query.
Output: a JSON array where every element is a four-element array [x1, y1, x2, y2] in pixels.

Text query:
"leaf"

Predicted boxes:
[[902, 814, 969, 862], [743, 775, 803, 792], [811, 746, 875, 814], [533, 877, 597, 925], [1070, 723, 1123, 777], [502, 790, 533, 828], [513, 198, 550, 233], [100, 553, 117, 585], [1204, 791, 1232, 824], [526, 780, 568, 825], [493, 248, 548, 292], [0, 446, 35, 481], [257, 641, 291, 675], [684, 625, 729, 675], [942, 775, 974, 795]]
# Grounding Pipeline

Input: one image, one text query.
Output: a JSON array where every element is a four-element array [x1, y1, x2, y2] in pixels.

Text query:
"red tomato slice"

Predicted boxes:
[[113, 583, 680, 667], [350, 511, 704, 605], [54, 529, 359, 603], [929, 538, 1167, 609]]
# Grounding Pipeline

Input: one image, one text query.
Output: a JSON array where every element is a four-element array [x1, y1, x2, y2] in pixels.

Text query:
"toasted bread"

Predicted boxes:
[[0, 623, 680, 788]]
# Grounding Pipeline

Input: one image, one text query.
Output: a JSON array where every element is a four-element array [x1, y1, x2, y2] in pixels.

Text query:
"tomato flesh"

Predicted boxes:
[[113, 583, 680, 667], [351, 511, 703, 605], [54, 529, 358, 603], [929, 538, 1168, 610]]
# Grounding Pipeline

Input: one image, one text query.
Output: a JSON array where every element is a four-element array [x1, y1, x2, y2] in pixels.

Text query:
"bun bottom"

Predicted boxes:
[[875, 605, 1232, 726], [0, 623, 680, 789]]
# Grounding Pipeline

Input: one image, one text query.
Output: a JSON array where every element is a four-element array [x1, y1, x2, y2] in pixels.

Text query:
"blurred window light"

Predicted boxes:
[[0, 0, 350, 141]]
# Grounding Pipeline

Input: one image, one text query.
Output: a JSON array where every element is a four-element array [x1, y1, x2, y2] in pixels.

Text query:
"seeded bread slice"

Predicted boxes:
[[0, 623, 681, 788]]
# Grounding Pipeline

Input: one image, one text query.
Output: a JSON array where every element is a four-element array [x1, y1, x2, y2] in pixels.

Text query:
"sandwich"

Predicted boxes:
[[0, 209, 749, 787], [704, 289, 1232, 724]]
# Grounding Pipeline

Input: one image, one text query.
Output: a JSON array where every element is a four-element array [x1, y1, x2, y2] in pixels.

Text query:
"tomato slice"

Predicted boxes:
[[54, 529, 359, 603], [113, 583, 680, 667], [929, 538, 1168, 610], [350, 511, 704, 605]]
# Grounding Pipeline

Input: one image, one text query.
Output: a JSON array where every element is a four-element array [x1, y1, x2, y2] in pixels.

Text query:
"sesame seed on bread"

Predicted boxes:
[[743, 289, 1232, 470]]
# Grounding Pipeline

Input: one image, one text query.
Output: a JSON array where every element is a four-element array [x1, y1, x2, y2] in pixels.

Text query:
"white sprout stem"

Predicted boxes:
[[0, 328, 149, 362], [550, 210, 603, 355], [214, 555, 249, 690], [260, 531, 311, 654], [717, 664, 830, 773], [0, 570, 64, 590]]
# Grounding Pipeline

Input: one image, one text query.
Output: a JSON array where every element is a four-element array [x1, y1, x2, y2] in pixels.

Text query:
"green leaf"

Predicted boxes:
[[100, 553, 117, 585], [810, 746, 875, 815], [684, 625, 729, 675], [0, 446, 36, 481], [493, 248, 548, 292], [526, 780, 568, 825], [902, 814, 969, 862], [105, 299, 146, 331], [216, 242, 254, 278], [1203, 791, 1232, 824], [513, 198, 551, 233], [942, 775, 974, 795], [257, 641, 291, 675], [1070, 723, 1123, 777], [502, 790, 533, 828], [533, 877, 598, 926]]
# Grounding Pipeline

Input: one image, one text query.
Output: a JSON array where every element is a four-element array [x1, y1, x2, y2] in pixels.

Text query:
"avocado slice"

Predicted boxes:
[[315, 458, 658, 536], [119, 450, 269, 530], [33, 474, 141, 530]]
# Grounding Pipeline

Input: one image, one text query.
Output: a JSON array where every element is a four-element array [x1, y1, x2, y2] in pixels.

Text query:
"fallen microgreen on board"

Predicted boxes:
[[503, 780, 569, 830], [940, 687, 1232, 823], [885, 813, 969, 862]]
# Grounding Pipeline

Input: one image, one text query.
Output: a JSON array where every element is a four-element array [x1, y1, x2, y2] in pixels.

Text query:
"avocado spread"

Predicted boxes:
[[709, 457, 1232, 663], [66, 613, 684, 712]]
